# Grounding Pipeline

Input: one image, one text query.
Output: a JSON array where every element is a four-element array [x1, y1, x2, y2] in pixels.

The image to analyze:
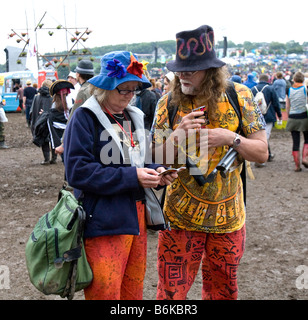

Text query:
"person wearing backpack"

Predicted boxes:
[[29, 80, 53, 165], [251, 74, 282, 166], [151, 25, 268, 300]]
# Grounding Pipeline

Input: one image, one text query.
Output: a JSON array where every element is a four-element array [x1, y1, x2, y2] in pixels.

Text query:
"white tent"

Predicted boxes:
[[220, 57, 238, 66]]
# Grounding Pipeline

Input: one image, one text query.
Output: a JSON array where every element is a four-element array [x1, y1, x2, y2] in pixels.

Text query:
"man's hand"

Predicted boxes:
[[206, 128, 235, 148], [156, 166, 178, 186], [171, 111, 205, 146]]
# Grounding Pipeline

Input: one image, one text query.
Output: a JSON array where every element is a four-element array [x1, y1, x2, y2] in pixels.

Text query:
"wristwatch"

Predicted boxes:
[[233, 133, 241, 149]]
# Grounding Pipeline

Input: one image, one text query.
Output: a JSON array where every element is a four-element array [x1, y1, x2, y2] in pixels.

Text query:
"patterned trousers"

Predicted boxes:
[[156, 225, 246, 300], [84, 201, 147, 300]]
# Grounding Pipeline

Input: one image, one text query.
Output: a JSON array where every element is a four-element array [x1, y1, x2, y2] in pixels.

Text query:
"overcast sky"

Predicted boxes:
[[1, 0, 307, 65]]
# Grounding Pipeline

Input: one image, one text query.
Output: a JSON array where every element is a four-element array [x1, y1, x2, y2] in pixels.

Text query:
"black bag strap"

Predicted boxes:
[[225, 81, 246, 204], [225, 81, 244, 135], [167, 92, 177, 129]]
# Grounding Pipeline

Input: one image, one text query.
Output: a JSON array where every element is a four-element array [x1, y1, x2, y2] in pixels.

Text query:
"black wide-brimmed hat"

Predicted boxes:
[[167, 25, 225, 72], [49, 80, 74, 96]]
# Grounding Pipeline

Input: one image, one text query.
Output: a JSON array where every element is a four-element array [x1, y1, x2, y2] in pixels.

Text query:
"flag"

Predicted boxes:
[[26, 35, 38, 75]]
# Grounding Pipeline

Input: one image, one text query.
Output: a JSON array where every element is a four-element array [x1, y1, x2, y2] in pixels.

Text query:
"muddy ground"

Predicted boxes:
[[0, 113, 308, 300]]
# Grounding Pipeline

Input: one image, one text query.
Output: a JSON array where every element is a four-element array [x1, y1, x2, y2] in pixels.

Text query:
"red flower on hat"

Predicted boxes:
[[127, 53, 144, 78]]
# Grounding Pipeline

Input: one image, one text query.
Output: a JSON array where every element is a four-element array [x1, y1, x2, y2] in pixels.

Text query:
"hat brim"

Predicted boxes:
[[88, 73, 151, 91], [50, 80, 75, 96], [167, 58, 226, 72]]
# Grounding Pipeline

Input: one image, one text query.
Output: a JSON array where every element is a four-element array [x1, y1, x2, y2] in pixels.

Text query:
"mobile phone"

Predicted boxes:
[[192, 106, 206, 113], [192, 106, 209, 127], [158, 166, 186, 176]]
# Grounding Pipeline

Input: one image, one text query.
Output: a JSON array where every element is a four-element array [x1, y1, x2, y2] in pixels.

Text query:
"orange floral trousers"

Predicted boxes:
[[84, 201, 147, 300], [156, 225, 246, 300]]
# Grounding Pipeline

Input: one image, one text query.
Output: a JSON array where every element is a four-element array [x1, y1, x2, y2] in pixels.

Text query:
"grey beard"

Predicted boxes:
[[181, 84, 197, 95]]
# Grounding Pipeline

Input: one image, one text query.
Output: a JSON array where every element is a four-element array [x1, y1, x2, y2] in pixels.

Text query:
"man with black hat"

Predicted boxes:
[[151, 25, 268, 300]]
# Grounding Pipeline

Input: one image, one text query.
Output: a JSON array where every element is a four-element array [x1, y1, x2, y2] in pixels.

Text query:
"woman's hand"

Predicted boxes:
[[137, 168, 161, 188], [55, 144, 64, 155]]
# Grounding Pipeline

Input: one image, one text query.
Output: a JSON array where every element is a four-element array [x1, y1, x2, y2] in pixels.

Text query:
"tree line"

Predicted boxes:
[[1, 39, 307, 75], [217, 40, 308, 55]]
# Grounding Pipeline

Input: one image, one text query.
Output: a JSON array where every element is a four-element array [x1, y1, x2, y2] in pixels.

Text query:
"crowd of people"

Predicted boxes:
[[1, 23, 308, 301], [228, 67, 308, 171]]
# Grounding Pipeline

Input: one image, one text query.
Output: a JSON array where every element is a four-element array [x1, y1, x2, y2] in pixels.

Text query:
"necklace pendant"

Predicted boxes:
[[113, 112, 124, 120]]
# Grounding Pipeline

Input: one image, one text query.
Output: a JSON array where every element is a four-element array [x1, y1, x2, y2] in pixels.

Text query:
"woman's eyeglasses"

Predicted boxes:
[[116, 88, 141, 95]]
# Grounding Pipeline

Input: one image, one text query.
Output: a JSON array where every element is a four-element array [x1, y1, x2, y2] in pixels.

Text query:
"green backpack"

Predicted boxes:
[[25, 189, 93, 300]]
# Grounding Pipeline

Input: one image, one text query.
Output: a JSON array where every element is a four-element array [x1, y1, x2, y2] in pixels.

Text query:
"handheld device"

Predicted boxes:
[[191, 106, 209, 127], [158, 166, 186, 176]]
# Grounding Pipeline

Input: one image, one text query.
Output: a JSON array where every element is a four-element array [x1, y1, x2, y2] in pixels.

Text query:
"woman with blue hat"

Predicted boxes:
[[63, 51, 177, 300]]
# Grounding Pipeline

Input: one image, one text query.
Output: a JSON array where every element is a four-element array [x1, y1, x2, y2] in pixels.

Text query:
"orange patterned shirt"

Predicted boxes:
[[152, 83, 266, 233]]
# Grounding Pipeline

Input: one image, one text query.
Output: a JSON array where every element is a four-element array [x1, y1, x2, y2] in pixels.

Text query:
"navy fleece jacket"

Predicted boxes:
[[64, 100, 161, 238]]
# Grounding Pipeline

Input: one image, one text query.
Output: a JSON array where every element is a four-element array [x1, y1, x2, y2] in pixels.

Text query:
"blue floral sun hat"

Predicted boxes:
[[88, 51, 151, 90]]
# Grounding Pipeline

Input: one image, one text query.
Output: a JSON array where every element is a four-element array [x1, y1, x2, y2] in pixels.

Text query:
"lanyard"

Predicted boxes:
[[104, 107, 136, 148]]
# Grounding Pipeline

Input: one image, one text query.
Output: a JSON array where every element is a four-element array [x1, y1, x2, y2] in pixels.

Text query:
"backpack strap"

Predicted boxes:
[[167, 92, 177, 128], [225, 81, 246, 205], [225, 81, 243, 134], [253, 86, 259, 93], [260, 84, 269, 92]]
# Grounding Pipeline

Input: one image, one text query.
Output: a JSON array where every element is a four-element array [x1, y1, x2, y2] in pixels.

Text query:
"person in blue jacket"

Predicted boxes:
[[64, 51, 177, 300], [243, 73, 257, 88]]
